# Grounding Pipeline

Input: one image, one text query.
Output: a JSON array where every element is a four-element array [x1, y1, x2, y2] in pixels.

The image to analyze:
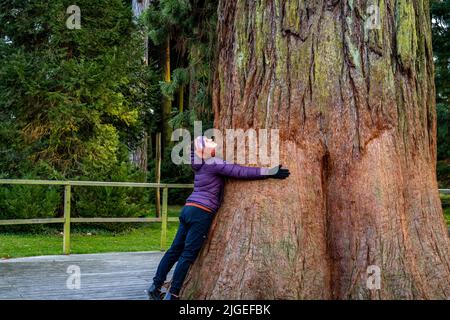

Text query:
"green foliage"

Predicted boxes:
[[184, 1, 218, 117], [168, 109, 198, 129], [0, 185, 60, 220], [0, 0, 160, 221], [160, 67, 189, 100], [432, 1, 450, 162], [441, 193, 450, 207], [432, 1, 450, 190], [138, 0, 218, 206], [441, 194, 450, 225], [437, 103, 450, 159], [0, 0, 157, 177], [144, 0, 218, 119], [74, 162, 149, 218], [432, 0, 450, 105], [144, 0, 192, 45], [148, 147, 193, 205], [0, 162, 62, 219], [437, 160, 450, 188]]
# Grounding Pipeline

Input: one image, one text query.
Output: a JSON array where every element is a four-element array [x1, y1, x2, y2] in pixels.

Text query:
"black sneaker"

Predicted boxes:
[[146, 284, 163, 300]]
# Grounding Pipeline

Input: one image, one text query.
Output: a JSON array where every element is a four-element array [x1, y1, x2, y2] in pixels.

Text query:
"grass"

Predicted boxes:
[[0, 205, 183, 259], [0, 223, 179, 259]]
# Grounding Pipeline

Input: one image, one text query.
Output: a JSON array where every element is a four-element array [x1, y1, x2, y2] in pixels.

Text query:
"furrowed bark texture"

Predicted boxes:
[[181, 0, 450, 299]]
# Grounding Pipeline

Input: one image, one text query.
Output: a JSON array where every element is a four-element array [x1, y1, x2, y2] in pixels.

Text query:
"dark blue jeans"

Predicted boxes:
[[152, 205, 213, 295]]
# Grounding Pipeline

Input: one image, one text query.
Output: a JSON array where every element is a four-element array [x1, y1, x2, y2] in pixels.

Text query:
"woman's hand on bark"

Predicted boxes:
[[267, 165, 290, 179]]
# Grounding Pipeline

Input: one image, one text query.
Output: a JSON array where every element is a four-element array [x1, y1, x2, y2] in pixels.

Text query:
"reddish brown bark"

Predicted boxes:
[[181, 0, 450, 299]]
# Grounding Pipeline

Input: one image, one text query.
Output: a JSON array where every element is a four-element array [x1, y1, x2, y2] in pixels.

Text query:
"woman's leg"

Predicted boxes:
[[168, 207, 213, 295], [152, 210, 188, 289]]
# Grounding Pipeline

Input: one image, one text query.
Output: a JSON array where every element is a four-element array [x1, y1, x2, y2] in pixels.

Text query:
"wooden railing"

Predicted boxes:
[[0, 179, 193, 254]]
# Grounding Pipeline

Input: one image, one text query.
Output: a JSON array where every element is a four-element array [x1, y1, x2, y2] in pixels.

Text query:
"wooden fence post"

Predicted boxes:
[[63, 184, 71, 255], [155, 132, 162, 217], [160, 187, 168, 251]]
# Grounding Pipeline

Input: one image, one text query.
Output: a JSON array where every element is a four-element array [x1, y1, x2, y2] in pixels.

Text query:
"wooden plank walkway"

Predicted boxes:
[[0, 251, 171, 300]]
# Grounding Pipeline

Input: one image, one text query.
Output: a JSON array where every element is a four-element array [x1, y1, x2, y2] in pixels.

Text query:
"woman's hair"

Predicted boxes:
[[193, 136, 205, 151]]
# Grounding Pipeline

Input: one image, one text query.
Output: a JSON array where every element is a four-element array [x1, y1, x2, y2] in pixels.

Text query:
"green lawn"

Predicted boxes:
[[0, 223, 179, 259], [0, 205, 183, 259]]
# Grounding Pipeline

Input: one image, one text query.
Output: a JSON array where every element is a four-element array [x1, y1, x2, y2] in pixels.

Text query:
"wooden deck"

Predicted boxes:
[[0, 251, 171, 300]]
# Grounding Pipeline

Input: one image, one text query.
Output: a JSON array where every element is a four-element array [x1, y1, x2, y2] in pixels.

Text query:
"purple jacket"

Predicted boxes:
[[185, 151, 268, 213]]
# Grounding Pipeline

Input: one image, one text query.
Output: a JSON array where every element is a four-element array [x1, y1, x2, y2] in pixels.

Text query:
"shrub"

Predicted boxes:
[[0, 184, 60, 220], [0, 161, 63, 220], [73, 162, 150, 218], [437, 160, 450, 189], [147, 147, 194, 206]]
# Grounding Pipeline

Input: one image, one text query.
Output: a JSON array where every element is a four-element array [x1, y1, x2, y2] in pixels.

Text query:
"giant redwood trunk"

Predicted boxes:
[[181, 0, 450, 299]]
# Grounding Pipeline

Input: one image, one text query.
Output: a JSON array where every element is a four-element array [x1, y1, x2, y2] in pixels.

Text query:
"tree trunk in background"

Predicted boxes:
[[182, 0, 450, 299], [132, 0, 150, 63], [131, 0, 150, 172], [162, 37, 173, 155], [179, 85, 184, 112]]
